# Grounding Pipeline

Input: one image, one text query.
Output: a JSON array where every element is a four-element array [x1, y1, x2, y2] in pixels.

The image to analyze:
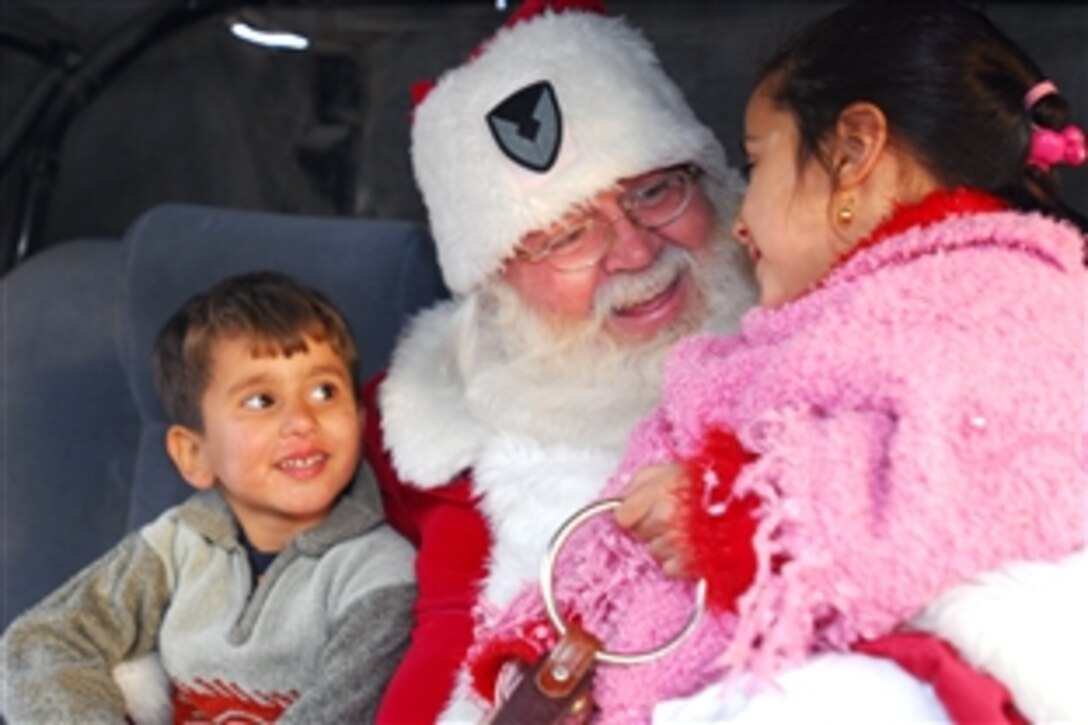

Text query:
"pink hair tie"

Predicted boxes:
[[1024, 80, 1059, 110], [1023, 80, 1086, 171], [1029, 124, 1087, 171]]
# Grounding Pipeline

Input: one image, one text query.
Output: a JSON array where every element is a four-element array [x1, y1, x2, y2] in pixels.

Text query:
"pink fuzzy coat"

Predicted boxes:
[[472, 201, 1087, 722]]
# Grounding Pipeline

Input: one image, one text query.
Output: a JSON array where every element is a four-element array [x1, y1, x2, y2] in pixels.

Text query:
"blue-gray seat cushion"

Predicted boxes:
[[1, 240, 136, 628]]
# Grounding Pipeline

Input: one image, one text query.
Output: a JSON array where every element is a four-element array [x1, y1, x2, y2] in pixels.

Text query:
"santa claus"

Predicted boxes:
[[363, 1, 754, 720]]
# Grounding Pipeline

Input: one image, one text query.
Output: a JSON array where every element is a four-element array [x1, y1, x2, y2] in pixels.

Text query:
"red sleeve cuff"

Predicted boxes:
[[674, 426, 761, 613], [855, 631, 1028, 724], [678, 428, 760, 612], [468, 618, 557, 704]]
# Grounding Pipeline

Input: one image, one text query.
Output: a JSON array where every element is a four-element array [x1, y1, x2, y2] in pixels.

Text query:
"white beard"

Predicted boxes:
[[379, 229, 754, 488], [455, 235, 754, 452]]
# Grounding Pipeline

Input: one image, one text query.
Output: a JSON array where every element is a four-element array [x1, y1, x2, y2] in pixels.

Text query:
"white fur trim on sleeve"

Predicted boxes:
[[652, 652, 949, 723], [912, 548, 1088, 723]]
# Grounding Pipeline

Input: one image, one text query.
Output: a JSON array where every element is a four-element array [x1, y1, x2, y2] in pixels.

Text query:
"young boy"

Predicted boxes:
[[1, 271, 416, 723]]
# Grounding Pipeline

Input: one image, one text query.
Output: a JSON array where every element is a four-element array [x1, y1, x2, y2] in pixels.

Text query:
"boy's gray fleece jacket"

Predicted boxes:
[[1, 468, 416, 723]]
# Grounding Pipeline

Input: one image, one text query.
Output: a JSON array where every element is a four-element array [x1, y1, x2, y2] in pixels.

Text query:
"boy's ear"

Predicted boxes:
[[166, 424, 216, 490], [831, 101, 888, 189]]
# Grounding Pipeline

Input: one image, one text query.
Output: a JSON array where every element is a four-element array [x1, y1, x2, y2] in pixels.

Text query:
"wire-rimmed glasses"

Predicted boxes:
[[513, 164, 704, 272]]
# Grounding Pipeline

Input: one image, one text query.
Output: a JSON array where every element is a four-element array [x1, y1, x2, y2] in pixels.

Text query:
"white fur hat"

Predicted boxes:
[[410, 0, 727, 294]]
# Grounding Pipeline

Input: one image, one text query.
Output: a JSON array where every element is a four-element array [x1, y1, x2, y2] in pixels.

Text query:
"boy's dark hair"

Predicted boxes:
[[758, 1, 1086, 234], [152, 271, 360, 431]]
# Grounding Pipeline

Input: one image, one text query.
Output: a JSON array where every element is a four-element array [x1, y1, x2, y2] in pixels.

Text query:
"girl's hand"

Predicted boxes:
[[613, 462, 693, 578]]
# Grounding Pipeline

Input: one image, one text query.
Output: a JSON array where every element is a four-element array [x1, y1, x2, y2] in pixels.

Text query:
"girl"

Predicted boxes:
[[466, 3, 1087, 722]]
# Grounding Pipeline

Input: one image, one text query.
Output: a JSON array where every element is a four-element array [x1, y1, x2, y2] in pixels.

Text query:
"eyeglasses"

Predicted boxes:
[[514, 164, 704, 272]]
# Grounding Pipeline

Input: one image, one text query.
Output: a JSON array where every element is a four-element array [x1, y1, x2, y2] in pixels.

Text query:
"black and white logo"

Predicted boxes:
[[486, 81, 562, 173]]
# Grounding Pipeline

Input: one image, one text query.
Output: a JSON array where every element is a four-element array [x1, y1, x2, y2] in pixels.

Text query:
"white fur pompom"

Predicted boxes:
[[112, 652, 172, 725]]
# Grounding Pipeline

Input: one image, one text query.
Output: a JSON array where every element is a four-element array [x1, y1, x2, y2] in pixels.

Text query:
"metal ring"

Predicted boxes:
[[540, 498, 707, 666]]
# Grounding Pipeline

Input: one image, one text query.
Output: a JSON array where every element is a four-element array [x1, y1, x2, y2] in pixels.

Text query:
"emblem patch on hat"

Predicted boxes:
[[486, 81, 562, 173]]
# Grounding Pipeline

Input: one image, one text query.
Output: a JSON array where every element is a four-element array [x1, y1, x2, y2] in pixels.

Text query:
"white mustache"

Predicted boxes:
[[593, 245, 691, 317]]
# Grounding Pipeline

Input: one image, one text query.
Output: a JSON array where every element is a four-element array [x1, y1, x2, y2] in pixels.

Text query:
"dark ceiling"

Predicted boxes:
[[3, 1, 1086, 275]]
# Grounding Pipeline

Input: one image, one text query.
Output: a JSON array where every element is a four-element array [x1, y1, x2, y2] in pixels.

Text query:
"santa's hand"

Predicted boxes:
[[614, 462, 693, 578]]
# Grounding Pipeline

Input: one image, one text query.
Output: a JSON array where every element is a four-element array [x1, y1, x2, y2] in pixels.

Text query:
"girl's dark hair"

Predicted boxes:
[[758, 1, 1087, 234], [152, 271, 360, 431]]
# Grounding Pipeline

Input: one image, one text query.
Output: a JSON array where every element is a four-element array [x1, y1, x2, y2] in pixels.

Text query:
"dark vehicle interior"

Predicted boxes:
[[2, 0, 1085, 631]]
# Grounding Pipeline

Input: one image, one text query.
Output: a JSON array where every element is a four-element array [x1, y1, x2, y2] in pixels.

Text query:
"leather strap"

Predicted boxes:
[[491, 625, 602, 724]]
